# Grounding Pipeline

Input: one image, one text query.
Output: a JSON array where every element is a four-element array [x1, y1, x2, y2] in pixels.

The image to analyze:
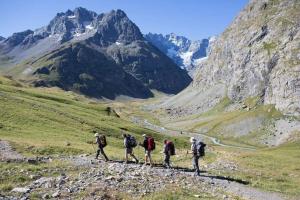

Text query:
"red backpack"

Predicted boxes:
[[147, 137, 155, 151]]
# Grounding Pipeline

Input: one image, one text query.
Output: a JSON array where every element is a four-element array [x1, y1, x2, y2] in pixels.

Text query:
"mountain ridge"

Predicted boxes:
[[0, 7, 192, 99], [144, 32, 211, 75]]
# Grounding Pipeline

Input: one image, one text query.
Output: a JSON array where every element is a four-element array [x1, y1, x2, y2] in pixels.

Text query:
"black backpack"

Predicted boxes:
[[196, 141, 206, 157], [99, 135, 107, 148], [126, 135, 137, 148]]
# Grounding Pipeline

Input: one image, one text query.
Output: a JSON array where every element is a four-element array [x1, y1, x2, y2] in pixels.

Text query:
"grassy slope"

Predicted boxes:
[[164, 96, 284, 148], [0, 76, 193, 157], [0, 76, 207, 195], [213, 142, 300, 198]]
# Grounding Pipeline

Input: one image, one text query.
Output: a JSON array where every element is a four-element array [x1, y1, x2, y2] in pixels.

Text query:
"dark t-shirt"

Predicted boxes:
[[96, 137, 103, 148], [143, 137, 148, 150]]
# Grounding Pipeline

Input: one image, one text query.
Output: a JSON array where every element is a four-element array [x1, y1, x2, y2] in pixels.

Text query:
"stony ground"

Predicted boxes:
[[0, 140, 287, 200], [0, 140, 24, 161]]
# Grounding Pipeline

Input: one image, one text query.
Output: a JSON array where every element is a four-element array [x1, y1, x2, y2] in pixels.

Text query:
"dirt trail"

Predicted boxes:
[[69, 156, 286, 200], [0, 140, 24, 161], [132, 117, 256, 150]]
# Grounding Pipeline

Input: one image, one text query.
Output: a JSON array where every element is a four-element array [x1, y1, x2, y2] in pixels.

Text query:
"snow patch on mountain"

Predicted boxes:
[[145, 33, 214, 75], [67, 15, 76, 19], [85, 24, 94, 30]]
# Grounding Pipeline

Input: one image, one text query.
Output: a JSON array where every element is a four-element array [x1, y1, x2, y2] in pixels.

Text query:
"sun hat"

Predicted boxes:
[[190, 137, 196, 143]]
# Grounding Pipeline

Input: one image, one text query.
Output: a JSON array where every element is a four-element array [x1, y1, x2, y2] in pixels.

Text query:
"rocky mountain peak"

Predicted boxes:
[[44, 7, 98, 42], [0, 8, 191, 98], [73, 7, 97, 22], [144, 32, 210, 74], [166, 33, 191, 50], [110, 9, 127, 18], [89, 9, 143, 46], [0, 36, 5, 41]]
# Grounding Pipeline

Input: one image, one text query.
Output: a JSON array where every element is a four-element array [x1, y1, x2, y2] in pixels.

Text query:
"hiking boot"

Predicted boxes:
[[194, 172, 200, 176]]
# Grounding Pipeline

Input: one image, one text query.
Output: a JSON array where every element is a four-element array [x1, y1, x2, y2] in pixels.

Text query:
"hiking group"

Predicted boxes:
[[94, 133, 206, 176]]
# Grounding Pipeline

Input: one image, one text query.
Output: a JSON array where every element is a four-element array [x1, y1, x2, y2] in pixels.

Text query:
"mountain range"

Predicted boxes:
[[145, 33, 213, 75], [0, 8, 192, 99]]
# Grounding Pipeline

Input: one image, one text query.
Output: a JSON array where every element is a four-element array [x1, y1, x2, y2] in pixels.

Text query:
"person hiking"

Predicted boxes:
[[189, 137, 206, 176], [163, 139, 175, 168], [94, 133, 109, 162], [190, 137, 200, 176], [123, 133, 139, 164], [140, 134, 155, 166]]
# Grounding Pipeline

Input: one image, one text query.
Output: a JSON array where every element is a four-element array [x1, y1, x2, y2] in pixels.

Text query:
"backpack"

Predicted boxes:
[[99, 135, 107, 148], [196, 141, 206, 157], [166, 141, 175, 156], [147, 137, 155, 151], [127, 135, 137, 148]]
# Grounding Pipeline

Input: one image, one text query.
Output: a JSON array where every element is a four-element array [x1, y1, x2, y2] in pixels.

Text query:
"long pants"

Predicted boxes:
[[96, 147, 109, 161], [192, 155, 200, 175], [164, 153, 171, 168]]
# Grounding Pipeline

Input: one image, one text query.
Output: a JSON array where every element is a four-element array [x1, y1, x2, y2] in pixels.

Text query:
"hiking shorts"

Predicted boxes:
[[126, 147, 133, 154], [145, 150, 152, 157]]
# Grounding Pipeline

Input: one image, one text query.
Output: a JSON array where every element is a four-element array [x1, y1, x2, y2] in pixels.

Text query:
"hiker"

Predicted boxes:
[[94, 133, 109, 162], [123, 133, 139, 164], [163, 139, 175, 168], [189, 137, 206, 176], [140, 134, 155, 166]]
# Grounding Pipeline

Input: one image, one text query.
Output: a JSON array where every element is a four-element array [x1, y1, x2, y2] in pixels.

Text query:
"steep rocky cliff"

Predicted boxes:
[[165, 0, 300, 116]]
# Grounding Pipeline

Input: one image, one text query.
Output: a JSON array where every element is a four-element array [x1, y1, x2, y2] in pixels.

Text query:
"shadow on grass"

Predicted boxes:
[[201, 174, 250, 185]]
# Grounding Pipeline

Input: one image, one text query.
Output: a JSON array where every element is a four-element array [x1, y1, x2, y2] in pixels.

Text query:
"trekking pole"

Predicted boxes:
[[91, 143, 96, 153]]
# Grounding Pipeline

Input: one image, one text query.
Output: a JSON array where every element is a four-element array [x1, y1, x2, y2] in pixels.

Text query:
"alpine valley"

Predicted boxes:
[[1, 1, 300, 200]]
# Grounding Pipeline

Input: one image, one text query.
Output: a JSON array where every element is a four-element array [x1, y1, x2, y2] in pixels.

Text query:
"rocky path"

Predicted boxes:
[[2, 153, 286, 200], [0, 139, 286, 200], [66, 156, 285, 200], [0, 139, 24, 161]]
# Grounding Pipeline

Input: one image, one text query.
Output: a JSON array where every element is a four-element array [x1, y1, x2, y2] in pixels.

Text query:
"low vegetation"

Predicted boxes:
[[212, 142, 300, 198]]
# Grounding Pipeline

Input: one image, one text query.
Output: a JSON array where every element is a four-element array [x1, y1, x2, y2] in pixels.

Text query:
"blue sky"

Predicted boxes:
[[0, 0, 248, 40]]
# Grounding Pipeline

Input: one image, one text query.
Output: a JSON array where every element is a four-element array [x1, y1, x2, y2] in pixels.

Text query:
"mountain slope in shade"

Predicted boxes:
[[0, 8, 191, 98], [30, 42, 153, 99]]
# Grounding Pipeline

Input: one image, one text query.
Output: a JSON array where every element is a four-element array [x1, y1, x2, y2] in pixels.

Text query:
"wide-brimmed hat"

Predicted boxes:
[[190, 137, 196, 143], [94, 133, 99, 137], [142, 134, 147, 137]]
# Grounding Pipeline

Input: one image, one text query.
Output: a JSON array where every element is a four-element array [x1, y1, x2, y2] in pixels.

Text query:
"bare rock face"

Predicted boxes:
[[191, 0, 300, 116]]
